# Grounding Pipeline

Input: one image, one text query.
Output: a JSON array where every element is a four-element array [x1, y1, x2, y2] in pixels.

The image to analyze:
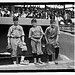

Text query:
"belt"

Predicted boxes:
[[33, 37, 40, 39], [10, 37, 21, 39]]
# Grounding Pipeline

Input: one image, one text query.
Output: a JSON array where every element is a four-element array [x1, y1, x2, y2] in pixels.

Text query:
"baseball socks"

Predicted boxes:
[[20, 56, 25, 63]]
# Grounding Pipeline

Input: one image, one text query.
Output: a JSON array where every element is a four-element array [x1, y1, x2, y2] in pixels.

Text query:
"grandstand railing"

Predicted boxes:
[[0, 17, 50, 26], [0, 17, 74, 33]]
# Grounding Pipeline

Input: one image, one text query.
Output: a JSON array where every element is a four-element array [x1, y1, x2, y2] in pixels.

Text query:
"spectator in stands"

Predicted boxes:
[[46, 11, 48, 19], [14, 11, 19, 17], [42, 11, 46, 19], [4, 8, 10, 17], [10, 11, 14, 17], [64, 12, 68, 20], [36, 11, 39, 18], [0, 5, 74, 20], [39, 11, 42, 18], [21, 11, 27, 18], [28, 12, 33, 18], [1, 8, 5, 17]]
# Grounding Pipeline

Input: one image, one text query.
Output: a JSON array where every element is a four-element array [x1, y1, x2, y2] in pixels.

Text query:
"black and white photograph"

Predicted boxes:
[[0, 0, 74, 72]]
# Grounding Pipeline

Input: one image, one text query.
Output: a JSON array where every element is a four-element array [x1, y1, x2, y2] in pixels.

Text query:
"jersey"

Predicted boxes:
[[7, 25, 25, 57], [45, 25, 60, 44], [7, 25, 25, 38], [29, 26, 44, 39]]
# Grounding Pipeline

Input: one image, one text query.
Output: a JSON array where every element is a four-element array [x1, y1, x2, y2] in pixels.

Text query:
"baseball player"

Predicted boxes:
[[29, 18, 44, 64], [45, 17, 60, 64], [7, 16, 27, 65]]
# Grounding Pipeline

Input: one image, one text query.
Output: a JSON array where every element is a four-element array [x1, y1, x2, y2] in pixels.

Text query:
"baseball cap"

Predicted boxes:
[[50, 19, 56, 24], [31, 18, 37, 23], [13, 16, 18, 21]]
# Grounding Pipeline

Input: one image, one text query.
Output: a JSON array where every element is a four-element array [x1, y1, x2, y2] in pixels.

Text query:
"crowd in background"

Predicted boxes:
[[0, 6, 74, 29], [0, 7, 10, 17], [0, 6, 74, 19]]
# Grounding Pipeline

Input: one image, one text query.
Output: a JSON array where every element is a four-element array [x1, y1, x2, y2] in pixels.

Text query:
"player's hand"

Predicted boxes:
[[37, 39, 41, 42], [33, 39, 37, 42], [50, 41, 56, 44], [7, 43, 11, 50], [56, 39, 58, 43], [8, 42, 10, 46], [46, 41, 49, 44], [22, 42, 26, 45]]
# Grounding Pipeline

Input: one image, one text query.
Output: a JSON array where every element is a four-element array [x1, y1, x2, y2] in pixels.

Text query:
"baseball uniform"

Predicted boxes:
[[29, 26, 44, 55], [7, 25, 25, 57], [45, 22, 60, 56]]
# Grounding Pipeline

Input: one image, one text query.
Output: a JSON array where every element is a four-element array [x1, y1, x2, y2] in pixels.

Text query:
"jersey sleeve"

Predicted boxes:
[[57, 26, 60, 35], [20, 26, 25, 36], [45, 27, 48, 38], [7, 27, 12, 37], [40, 26, 44, 35], [29, 28, 32, 38]]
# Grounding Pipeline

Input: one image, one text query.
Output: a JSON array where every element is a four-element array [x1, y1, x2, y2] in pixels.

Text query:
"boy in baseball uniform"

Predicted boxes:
[[45, 17, 60, 64], [7, 16, 27, 64], [29, 18, 44, 64]]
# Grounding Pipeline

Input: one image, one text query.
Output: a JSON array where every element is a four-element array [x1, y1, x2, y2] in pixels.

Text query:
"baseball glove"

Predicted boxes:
[[18, 42, 27, 51], [6, 44, 12, 53]]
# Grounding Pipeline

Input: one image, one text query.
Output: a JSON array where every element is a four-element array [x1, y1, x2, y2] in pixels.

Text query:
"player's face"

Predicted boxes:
[[32, 22, 37, 27], [51, 24, 55, 28], [14, 21, 18, 26]]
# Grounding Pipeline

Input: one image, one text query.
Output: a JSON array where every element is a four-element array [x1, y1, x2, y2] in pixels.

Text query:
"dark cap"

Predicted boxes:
[[31, 18, 37, 23], [50, 19, 56, 24], [13, 16, 18, 21]]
